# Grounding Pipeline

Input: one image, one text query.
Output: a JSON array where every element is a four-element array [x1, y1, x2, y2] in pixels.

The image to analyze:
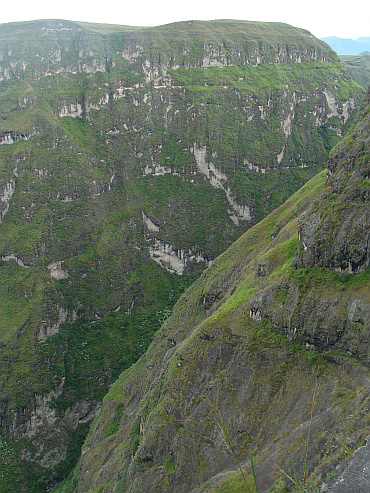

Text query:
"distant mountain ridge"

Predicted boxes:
[[321, 36, 370, 55]]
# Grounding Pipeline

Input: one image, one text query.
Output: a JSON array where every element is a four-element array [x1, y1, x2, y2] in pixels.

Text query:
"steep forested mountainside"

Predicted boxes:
[[65, 89, 370, 493], [0, 19, 365, 491], [340, 53, 370, 89]]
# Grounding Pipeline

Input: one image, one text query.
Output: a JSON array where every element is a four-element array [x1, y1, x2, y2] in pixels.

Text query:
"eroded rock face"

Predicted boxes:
[[0, 20, 336, 82], [69, 91, 370, 493], [71, 258, 369, 493], [293, 89, 370, 272], [75, 337, 369, 493], [47, 261, 69, 280], [247, 279, 370, 364], [0, 19, 365, 492], [328, 436, 370, 493], [13, 388, 101, 469], [148, 239, 210, 275]]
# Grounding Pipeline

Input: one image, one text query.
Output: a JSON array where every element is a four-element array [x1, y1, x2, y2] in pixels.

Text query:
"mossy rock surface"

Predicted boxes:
[[63, 91, 370, 492], [0, 19, 366, 492]]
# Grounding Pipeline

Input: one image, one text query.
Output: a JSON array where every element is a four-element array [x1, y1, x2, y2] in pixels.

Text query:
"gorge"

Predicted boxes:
[[0, 18, 367, 492]]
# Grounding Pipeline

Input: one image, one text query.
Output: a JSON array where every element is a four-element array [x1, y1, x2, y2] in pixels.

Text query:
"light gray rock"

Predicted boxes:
[[328, 437, 370, 493]]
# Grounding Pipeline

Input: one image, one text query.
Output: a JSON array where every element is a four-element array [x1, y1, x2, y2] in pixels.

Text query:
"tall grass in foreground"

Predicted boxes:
[[215, 409, 256, 493], [218, 378, 322, 492]]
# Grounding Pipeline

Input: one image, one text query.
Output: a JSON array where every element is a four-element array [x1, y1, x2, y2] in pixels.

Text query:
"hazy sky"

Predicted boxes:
[[0, 0, 368, 40]]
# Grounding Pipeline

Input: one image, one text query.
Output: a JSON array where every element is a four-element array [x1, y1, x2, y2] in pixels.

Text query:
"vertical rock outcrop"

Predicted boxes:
[[293, 89, 370, 271]]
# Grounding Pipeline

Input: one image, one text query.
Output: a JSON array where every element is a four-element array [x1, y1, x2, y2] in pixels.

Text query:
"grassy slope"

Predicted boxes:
[[340, 53, 370, 89], [62, 167, 369, 492], [0, 19, 365, 492], [63, 92, 369, 493], [79, 19, 326, 44]]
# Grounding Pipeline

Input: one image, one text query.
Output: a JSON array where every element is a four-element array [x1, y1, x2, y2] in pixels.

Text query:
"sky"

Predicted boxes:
[[0, 0, 368, 40]]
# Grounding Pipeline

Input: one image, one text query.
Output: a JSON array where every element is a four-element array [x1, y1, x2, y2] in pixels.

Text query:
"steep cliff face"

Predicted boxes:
[[0, 20, 334, 81], [0, 19, 365, 492], [293, 89, 370, 273], [66, 90, 370, 493]]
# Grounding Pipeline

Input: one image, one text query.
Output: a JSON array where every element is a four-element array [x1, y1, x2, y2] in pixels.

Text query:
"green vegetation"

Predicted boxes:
[[66, 92, 369, 490], [340, 53, 370, 88], [0, 18, 366, 492], [201, 469, 257, 492], [0, 436, 22, 493]]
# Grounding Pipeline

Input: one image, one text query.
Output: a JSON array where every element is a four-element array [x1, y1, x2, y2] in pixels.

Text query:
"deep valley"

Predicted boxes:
[[0, 18, 368, 493]]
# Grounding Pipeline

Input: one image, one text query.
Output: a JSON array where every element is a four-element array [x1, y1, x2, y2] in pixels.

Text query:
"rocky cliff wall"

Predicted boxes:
[[294, 88, 370, 272], [0, 19, 365, 492], [0, 20, 335, 82], [67, 90, 370, 493]]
